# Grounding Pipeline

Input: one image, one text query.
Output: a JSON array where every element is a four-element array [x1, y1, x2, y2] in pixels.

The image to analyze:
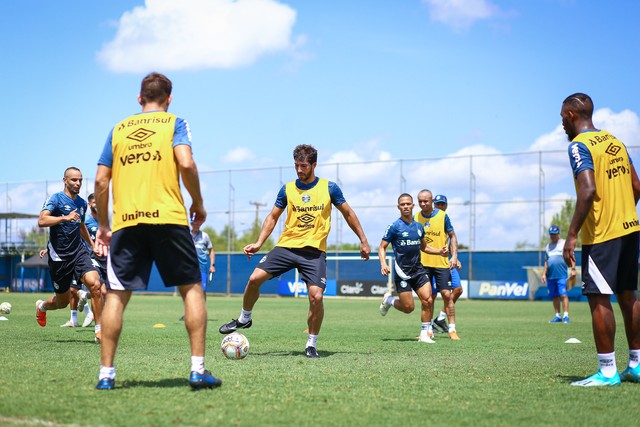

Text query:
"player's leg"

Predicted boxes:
[[242, 267, 271, 313], [80, 269, 104, 342], [548, 280, 562, 322], [616, 232, 640, 382], [394, 291, 415, 313], [415, 279, 435, 343], [97, 289, 131, 390], [572, 239, 622, 386], [61, 285, 80, 327], [179, 283, 207, 355], [306, 284, 324, 336]]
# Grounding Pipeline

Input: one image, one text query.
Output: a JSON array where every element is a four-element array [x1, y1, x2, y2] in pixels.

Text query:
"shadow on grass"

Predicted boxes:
[[557, 375, 590, 383], [250, 350, 337, 358], [381, 337, 420, 343], [120, 378, 187, 389]]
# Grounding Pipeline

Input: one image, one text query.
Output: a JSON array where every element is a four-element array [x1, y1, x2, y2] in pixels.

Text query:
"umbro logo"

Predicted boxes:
[[605, 143, 621, 156], [298, 214, 315, 224], [126, 128, 156, 143]]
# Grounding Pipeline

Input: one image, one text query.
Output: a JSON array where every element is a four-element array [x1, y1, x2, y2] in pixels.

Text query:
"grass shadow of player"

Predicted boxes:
[[120, 378, 187, 389]]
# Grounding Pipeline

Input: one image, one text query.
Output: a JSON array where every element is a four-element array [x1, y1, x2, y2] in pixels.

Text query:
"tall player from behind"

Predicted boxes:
[[562, 93, 640, 386], [219, 144, 370, 358], [378, 193, 448, 343], [35, 167, 103, 342], [94, 72, 221, 390]]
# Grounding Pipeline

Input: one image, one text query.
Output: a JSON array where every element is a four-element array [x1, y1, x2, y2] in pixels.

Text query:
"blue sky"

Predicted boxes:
[[1, 0, 639, 249]]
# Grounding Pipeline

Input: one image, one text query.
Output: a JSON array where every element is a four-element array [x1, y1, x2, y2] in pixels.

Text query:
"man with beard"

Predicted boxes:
[[35, 167, 103, 343], [219, 144, 371, 358], [561, 93, 640, 386]]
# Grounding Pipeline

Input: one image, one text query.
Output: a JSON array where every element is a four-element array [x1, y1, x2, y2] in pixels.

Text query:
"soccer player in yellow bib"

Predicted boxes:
[[219, 144, 371, 358], [414, 189, 460, 340], [561, 93, 640, 387], [94, 73, 221, 390]]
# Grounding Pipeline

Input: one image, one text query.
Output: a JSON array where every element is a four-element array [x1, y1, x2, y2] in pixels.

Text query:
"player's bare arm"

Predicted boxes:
[[378, 240, 390, 276], [631, 164, 640, 204], [447, 230, 459, 269], [243, 206, 284, 259], [336, 202, 370, 260], [38, 209, 79, 228], [563, 169, 596, 267], [174, 144, 206, 227], [94, 164, 112, 256], [421, 239, 448, 256]]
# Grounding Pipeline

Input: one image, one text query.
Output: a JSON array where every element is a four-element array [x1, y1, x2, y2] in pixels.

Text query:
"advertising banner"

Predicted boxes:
[[467, 280, 529, 300], [278, 279, 337, 297]]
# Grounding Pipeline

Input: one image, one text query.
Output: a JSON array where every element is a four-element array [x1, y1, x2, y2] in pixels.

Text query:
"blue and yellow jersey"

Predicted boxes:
[[413, 208, 453, 268], [275, 177, 344, 252], [42, 192, 87, 261], [569, 129, 639, 244], [98, 111, 192, 232]]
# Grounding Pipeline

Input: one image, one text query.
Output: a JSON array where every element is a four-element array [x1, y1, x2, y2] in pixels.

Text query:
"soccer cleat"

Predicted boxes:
[[449, 330, 460, 341], [82, 312, 94, 328], [570, 370, 621, 387], [305, 346, 320, 358], [549, 316, 562, 323], [434, 318, 448, 333], [219, 318, 252, 334], [431, 324, 445, 334], [621, 365, 640, 383], [77, 290, 88, 312], [379, 292, 392, 316], [95, 330, 102, 343], [563, 316, 570, 324], [60, 320, 78, 328], [35, 300, 46, 327], [418, 330, 435, 343], [189, 370, 222, 390], [96, 377, 115, 390]]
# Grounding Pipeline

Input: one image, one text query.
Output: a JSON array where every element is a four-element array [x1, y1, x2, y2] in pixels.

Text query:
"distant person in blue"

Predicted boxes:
[[542, 225, 575, 324], [35, 167, 104, 343], [191, 221, 215, 294], [179, 221, 215, 320], [378, 193, 448, 344]]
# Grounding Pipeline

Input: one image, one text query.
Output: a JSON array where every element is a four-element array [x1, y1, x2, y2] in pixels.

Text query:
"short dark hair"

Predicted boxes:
[[140, 72, 172, 105], [293, 144, 318, 164], [562, 93, 593, 119], [64, 167, 81, 177], [88, 193, 95, 202], [398, 193, 413, 203]]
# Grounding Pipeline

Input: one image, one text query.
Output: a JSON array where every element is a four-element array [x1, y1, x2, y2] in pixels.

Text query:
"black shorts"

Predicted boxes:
[[425, 267, 452, 293], [107, 224, 201, 291], [91, 257, 107, 284], [581, 232, 639, 295], [394, 268, 430, 294], [257, 246, 327, 289], [48, 250, 98, 294]]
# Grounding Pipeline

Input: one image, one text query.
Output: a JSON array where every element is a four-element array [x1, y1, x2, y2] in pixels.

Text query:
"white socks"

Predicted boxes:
[[306, 334, 318, 349], [191, 356, 205, 374], [70, 310, 78, 324], [629, 349, 640, 369], [99, 366, 116, 380], [239, 309, 252, 324], [598, 352, 617, 378], [436, 311, 447, 321]]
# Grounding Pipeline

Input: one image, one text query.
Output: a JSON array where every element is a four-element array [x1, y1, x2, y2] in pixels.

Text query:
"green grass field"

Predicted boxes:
[[1, 293, 639, 426]]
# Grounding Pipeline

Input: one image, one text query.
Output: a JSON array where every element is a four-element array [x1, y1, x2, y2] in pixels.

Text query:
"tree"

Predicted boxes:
[[19, 226, 48, 250], [540, 198, 581, 247]]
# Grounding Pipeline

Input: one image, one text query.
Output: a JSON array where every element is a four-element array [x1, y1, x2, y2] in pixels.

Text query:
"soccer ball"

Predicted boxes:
[[0, 302, 12, 315], [221, 332, 250, 360]]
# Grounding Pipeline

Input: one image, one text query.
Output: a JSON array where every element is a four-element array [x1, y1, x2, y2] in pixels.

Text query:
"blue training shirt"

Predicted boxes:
[[274, 177, 345, 208], [545, 239, 568, 280], [42, 192, 88, 261], [382, 218, 425, 280]]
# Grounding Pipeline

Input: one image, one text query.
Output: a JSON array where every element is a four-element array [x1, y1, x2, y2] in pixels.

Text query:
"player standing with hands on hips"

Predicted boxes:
[[93, 72, 221, 390], [561, 93, 640, 386]]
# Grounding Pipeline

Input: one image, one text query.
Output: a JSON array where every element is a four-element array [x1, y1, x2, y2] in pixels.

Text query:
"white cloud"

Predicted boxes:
[[423, 0, 500, 30], [98, 0, 299, 73], [222, 146, 256, 163]]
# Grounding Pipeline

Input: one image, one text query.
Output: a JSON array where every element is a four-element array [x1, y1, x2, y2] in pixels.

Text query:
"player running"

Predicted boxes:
[[35, 167, 103, 343], [378, 193, 448, 343]]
